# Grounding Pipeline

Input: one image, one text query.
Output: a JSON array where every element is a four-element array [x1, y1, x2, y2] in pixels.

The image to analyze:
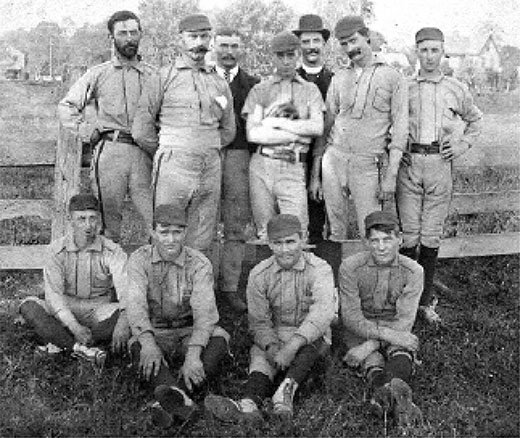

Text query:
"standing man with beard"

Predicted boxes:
[[397, 28, 482, 323], [214, 28, 260, 313], [293, 14, 334, 245], [322, 16, 407, 258], [59, 10, 156, 243], [133, 14, 235, 261]]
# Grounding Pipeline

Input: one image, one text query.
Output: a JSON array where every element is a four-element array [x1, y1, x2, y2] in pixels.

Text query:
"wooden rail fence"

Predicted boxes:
[[0, 83, 519, 270]]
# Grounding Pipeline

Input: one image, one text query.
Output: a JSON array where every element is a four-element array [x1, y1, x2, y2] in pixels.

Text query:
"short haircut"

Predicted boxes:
[[365, 223, 400, 239], [215, 27, 243, 39], [107, 10, 141, 34]]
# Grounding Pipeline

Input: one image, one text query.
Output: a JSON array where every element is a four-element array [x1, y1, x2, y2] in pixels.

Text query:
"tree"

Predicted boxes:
[[213, 0, 295, 75], [501, 45, 520, 90], [138, 0, 199, 67]]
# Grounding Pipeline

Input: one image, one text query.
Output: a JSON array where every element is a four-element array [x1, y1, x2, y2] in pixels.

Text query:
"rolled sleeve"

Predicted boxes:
[[187, 259, 219, 347], [295, 262, 335, 343], [387, 74, 408, 152], [247, 271, 279, 350], [126, 252, 155, 339], [339, 260, 380, 340]]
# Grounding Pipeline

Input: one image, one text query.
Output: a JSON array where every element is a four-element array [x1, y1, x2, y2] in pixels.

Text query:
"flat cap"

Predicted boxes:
[[179, 14, 212, 32], [267, 214, 302, 240], [271, 30, 301, 53], [334, 16, 367, 40], [69, 194, 100, 212], [293, 14, 330, 42], [364, 211, 399, 231], [154, 204, 187, 227], [415, 27, 444, 44]]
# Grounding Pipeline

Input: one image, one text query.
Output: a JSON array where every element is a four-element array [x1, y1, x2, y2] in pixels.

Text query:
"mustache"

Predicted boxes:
[[221, 54, 236, 60], [303, 48, 321, 55], [190, 46, 209, 54], [348, 49, 362, 59]]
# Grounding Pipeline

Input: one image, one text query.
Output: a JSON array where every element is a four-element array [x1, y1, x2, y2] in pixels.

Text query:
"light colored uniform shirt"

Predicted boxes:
[[325, 59, 408, 155], [126, 245, 219, 348], [242, 73, 325, 154], [132, 56, 236, 153], [44, 234, 128, 327], [339, 252, 423, 340], [247, 252, 335, 350], [409, 73, 483, 146], [58, 54, 156, 135]]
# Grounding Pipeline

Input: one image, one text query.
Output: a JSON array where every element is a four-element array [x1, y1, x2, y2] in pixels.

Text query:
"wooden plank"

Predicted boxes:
[[0, 245, 48, 269], [0, 199, 53, 220], [0, 140, 56, 166], [52, 125, 82, 239], [451, 191, 519, 214], [438, 232, 520, 258]]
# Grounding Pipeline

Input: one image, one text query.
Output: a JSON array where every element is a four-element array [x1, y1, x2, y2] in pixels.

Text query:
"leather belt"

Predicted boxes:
[[151, 316, 193, 329], [409, 142, 440, 154], [256, 146, 308, 163], [102, 131, 136, 145]]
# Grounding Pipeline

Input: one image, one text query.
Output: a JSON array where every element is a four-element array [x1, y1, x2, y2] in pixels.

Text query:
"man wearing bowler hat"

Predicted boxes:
[[293, 14, 334, 245], [339, 210, 423, 428], [242, 31, 325, 241], [397, 27, 482, 324], [133, 14, 235, 261], [322, 16, 408, 260], [126, 204, 230, 428], [204, 214, 335, 423]]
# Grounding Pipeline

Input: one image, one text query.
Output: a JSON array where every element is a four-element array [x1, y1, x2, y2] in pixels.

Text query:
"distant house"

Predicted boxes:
[[0, 44, 25, 79], [446, 34, 502, 89]]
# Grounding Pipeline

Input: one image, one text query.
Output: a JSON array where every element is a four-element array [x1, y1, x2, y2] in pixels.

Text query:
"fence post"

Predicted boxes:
[[52, 123, 82, 239]]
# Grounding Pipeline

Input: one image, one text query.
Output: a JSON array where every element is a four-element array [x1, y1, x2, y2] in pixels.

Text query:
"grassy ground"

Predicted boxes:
[[1, 254, 518, 437]]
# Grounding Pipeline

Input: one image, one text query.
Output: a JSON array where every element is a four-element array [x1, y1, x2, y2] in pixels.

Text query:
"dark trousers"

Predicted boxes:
[[244, 340, 326, 405], [19, 299, 119, 349], [131, 336, 229, 394], [368, 350, 414, 390]]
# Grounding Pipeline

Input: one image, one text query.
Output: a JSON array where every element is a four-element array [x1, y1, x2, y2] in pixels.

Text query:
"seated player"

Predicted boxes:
[[204, 214, 335, 423], [19, 194, 130, 366], [339, 211, 423, 427], [125, 204, 230, 428]]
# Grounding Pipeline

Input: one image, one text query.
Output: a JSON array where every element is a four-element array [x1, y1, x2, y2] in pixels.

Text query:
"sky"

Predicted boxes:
[[1, 0, 519, 48]]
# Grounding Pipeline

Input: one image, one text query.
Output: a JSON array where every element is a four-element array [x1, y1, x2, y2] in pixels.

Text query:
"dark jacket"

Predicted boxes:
[[296, 65, 333, 101], [228, 68, 260, 151]]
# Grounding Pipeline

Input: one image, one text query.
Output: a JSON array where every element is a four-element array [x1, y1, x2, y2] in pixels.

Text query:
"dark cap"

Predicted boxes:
[[293, 14, 330, 42], [415, 27, 444, 44], [364, 211, 399, 232], [267, 214, 302, 240], [154, 205, 187, 227], [271, 30, 301, 53], [179, 14, 212, 32], [68, 194, 100, 213], [334, 16, 367, 40]]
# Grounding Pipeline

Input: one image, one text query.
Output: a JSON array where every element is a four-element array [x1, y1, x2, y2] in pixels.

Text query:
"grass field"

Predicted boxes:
[[0, 87, 519, 437]]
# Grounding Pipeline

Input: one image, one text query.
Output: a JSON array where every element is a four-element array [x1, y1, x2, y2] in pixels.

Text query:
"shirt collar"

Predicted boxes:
[[274, 253, 306, 272], [367, 253, 399, 267], [175, 55, 214, 73], [64, 233, 103, 252], [271, 72, 305, 84], [215, 65, 239, 79], [151, 245, 186, 266], [300, 64, 324, 75], [112, 53, 144, 73], [415, 71, 444, 83]]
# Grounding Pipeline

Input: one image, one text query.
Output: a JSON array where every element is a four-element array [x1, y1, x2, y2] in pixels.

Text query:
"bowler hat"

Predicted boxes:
[[293, 14, 330, 42]]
